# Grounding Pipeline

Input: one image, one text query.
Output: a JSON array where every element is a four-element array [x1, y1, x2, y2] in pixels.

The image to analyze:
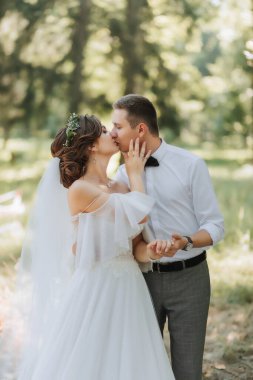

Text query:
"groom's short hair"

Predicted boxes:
[[113, 94, 159, 136]]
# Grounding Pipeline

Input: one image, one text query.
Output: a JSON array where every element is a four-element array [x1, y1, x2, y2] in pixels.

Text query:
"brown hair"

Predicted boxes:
[[113, 94, 159, 136], [51, 114, 102, 188]]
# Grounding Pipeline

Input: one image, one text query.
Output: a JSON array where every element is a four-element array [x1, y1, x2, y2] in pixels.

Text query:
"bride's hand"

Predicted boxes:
[[123, 138, 151, 177]]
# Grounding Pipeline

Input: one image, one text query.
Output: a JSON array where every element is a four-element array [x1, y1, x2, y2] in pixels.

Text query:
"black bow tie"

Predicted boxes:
[[145, 156, 159, 168]]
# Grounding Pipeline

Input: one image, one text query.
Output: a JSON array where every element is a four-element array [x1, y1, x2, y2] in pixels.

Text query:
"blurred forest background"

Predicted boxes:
[[0, 0, 252, 144], [0, 0, 252, 379]]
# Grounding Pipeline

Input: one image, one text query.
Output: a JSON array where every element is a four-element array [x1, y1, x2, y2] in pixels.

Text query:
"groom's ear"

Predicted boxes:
[[137, 123, 148, 137]]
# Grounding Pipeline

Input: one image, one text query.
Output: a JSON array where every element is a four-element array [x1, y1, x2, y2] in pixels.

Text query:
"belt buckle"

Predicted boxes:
[[180, 260, 186, 270], [157, 263, 161, 273]]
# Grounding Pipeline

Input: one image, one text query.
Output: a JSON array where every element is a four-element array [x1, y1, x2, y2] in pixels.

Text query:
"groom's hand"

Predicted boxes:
[[162, 233, 188, 257]]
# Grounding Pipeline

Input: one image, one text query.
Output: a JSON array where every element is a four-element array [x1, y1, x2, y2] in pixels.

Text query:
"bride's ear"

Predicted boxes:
[[88, 144, 98, 153]]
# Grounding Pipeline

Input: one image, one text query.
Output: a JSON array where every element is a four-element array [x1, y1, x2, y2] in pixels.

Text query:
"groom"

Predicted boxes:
[[111, 94, 224, 380]]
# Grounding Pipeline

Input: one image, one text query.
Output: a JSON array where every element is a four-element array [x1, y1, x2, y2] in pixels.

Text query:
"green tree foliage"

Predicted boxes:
[[0, 0, 251, 145]]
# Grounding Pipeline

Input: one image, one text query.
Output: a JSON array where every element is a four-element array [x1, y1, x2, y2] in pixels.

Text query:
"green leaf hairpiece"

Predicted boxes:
[[63, 113, 80, 147]]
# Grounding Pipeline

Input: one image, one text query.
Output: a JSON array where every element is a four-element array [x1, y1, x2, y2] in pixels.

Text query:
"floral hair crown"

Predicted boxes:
[[63, 113, 80, 147]]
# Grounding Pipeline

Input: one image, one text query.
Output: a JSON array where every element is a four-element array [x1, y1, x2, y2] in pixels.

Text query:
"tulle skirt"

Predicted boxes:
[[18, 255, 174, 380]]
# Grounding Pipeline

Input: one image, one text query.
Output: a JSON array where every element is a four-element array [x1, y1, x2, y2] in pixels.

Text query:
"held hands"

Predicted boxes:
[[147, 240, 172, 261], [147, 234, 188, 261], [123, 138, 151, 177]]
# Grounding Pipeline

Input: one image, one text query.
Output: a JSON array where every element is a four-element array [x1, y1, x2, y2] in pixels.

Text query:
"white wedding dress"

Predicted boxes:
[[17, 191, 175, 380]]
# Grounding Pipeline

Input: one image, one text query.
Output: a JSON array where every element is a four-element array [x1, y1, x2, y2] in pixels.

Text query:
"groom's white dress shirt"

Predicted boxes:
[[115, 140, 224, 263]]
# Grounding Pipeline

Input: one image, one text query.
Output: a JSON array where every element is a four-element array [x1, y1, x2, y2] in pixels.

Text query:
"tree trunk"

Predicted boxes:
[[68, 0, 91, 113], [121, 0, 148, 94]]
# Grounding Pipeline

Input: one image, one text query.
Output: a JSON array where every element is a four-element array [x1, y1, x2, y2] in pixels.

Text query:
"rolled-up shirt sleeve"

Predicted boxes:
[[190, 158, 224, 245]]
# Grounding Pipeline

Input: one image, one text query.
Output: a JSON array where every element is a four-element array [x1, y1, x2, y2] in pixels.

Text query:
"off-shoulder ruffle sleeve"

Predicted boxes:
[[75, 191, 155, 269], [114, 191, 155, 254]]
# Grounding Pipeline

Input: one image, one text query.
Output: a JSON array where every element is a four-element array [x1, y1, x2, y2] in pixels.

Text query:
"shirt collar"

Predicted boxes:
[[151, 139, 167, 163]]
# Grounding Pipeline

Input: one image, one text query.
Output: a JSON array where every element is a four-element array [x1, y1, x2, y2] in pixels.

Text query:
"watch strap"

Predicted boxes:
[[182, 236, 193, 251]]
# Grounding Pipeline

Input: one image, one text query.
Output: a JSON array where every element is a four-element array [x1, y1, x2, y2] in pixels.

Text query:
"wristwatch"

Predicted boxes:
[[182, 236, 193, 251]]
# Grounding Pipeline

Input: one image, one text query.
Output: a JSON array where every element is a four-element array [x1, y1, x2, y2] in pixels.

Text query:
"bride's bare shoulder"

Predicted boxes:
[[113, 181, 129, 194], [68, 179, 103, 215], [69, 179, 98, 196]]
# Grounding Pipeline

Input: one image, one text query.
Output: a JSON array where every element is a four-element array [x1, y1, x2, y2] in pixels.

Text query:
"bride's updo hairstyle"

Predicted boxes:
[[51, 114, 102, 188]]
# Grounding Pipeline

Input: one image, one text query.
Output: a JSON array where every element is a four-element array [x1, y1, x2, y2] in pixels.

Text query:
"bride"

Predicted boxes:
[[3, 113, 175, 379]]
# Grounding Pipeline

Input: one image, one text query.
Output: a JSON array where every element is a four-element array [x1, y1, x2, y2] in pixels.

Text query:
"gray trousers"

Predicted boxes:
[[143, 260, 210, 380]]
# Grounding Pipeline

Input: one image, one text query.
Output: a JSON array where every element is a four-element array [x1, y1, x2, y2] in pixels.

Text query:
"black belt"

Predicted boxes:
[[152, 251, 206, 273]]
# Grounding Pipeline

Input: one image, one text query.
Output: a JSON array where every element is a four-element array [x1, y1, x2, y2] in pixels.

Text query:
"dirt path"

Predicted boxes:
[[203, 305, 253, 379]]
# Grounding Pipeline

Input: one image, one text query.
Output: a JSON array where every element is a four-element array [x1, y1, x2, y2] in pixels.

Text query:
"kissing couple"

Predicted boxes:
[[1, 94, 224, 380]]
